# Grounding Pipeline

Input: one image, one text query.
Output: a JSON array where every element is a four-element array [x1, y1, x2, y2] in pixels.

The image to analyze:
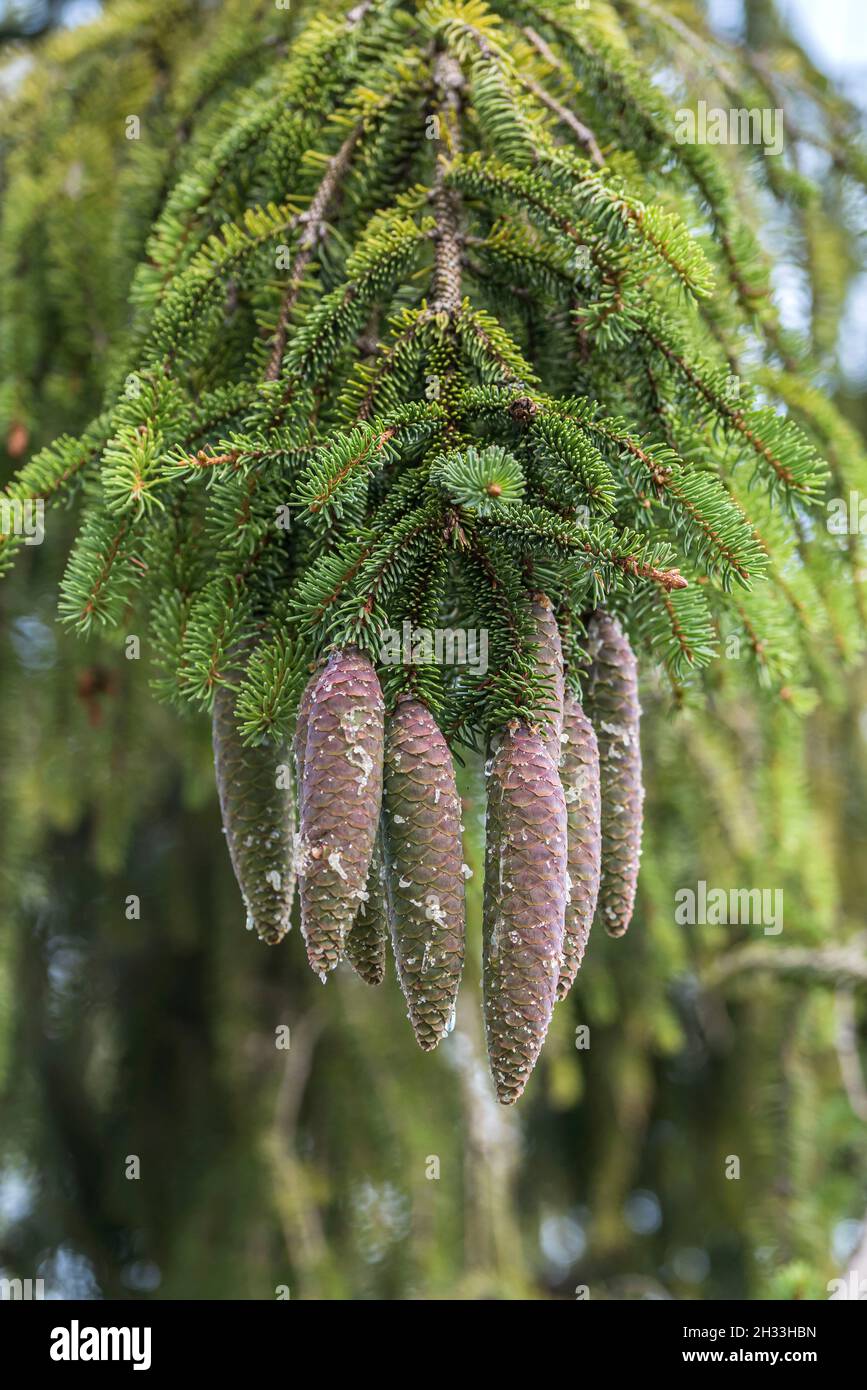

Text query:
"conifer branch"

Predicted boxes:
[[1, 0, 858, 715], [521, 26, 604, 165], [705, 943, 867, 992], [264, 123, 364, 383], [429, 52, 465, 318], [482, 503, 688, 592], [350, 310, 428, 422], [305, 426, 396, 516], [641, 323, 826, 499]]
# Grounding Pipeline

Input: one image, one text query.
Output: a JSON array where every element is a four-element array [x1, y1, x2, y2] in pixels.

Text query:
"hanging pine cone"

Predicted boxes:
[[483, 721, 568, 1104], [382, 695, 465, 1051], [345, 828, 388, 986], [584, 610, 644, 938], [213, 647, 295, 945], [530, 591, 564, 764], [296, 646, 384, 980], [556, 691, 601, 1000]]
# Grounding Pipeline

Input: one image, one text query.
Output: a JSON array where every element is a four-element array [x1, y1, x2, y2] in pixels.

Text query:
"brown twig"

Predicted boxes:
[[522, 25, 605, 165], [263, 124, 364, 382], [429, 52, 465, 317], [704, 942, 867, 991]]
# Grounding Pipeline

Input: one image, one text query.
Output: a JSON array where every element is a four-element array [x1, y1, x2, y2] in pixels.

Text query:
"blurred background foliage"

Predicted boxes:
[[1, 0, 866, 1300]]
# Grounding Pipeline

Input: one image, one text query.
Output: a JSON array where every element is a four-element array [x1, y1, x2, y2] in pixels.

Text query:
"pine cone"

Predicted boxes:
[[382, 695, 465, 1050], [483, 721, 568, 1104], [296, 646, 384, 979], [556, 691, 601, 1000], [584, 610, 643, 938], [213, 650, 295, 945], [345, 828, 388, 986], [530, 591, 564, 764]]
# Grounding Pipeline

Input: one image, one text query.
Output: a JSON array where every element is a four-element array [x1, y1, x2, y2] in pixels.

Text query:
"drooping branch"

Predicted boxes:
[[704, 942, 867, 991], [522, 25, 605, 165], [264, 124, 364, 382], [429, 52, 465, 317]]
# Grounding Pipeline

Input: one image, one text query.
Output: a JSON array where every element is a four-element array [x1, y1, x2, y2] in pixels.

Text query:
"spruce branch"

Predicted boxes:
[[299, 424, 397, 518], [1, 0, 859, 719], [59, 514, 134, 633], [348, 308, 428, 422], [548, 398, 765, 587], [641, 319, 828, 500], [704, 943, 867, 992], [480, 503, 688, 593], [520, 27, 604, 165], [429, 51, 466, 319], [263, 123, 364, 383]]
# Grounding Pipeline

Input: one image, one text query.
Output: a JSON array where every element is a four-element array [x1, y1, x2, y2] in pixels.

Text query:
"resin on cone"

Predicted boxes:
[[213, 648, 295, 945], [584, 610, 643, 938], [345, 828, 388, 986], [382, 695, 465, 1050], [556, 690, 601, 1000], [483, 721, 568, 1103], [296, 646, 384, 979], [529, 592, 565, 764]]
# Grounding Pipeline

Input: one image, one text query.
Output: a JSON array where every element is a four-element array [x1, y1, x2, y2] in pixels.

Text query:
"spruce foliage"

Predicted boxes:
[[3, 0, 863, 736], [2, 0, 867, 1251], [2, 0, 867, 1104]]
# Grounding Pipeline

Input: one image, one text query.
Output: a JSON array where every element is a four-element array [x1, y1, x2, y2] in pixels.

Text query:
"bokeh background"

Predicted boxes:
[[1, 0, 866, 1300]]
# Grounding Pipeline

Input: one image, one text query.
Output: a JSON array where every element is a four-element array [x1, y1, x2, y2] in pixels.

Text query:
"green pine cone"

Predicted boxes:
[[556, 691, 602, 1001], [530, 591, 565, 764], [345, 828, 388, 986], [584, 610, 644, 938], [483, 721, 568, 1104], [382, 695, 466, 1051], [297, 646, 385, 980], [213, 653, 295, 946]]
